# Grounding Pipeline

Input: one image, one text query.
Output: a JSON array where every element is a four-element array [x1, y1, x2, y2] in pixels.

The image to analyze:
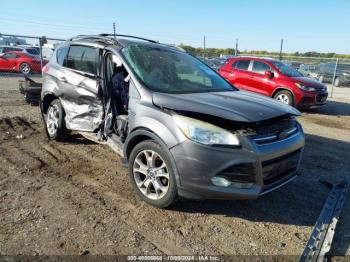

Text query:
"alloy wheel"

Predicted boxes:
[[133, 150, 169, 200], [20, 63, 31, 74], [46, 104, 60, 136], [276, 94, 290, 104]]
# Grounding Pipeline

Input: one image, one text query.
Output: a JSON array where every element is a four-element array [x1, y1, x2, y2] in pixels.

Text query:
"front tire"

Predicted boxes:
[[274, 90, 294, 106], [46, 99, 69, 141], [129, 140, 178, 208]]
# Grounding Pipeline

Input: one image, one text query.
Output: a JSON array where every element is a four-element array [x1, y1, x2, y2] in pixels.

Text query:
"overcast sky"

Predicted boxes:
[[1, 0, 349, 53]]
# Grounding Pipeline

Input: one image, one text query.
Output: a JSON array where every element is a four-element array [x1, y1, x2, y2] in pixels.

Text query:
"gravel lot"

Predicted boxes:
[[0, 76, 349, 257]]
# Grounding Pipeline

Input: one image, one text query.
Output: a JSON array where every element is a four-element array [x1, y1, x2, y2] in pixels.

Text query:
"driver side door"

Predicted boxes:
[[0, 53, 18, 70]]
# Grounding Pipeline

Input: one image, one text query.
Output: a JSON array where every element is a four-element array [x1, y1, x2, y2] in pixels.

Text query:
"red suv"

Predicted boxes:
[[218, 57, 328, 108]]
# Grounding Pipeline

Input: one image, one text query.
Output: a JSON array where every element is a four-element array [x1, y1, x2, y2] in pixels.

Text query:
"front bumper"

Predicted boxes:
[[298, 91, 328, 108], [170, 124, 305, 200]]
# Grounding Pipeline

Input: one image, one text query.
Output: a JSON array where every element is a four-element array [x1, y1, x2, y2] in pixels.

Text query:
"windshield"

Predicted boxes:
[[121, 45, 235, 94], [271, 61, 303, 77]]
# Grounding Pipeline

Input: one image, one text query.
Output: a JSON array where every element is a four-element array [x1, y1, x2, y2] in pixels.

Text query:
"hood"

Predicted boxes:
[[292, 76, 326, 88], [153, 90, 301, 122]]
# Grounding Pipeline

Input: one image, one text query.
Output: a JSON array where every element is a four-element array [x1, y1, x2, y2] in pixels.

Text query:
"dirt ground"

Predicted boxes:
[[0, 76, 349, 257]]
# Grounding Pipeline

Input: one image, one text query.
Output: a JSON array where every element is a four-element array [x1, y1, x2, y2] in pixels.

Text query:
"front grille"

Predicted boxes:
[[316, 93, 328, 103], [301, 96, 315, 104], [250, 118, 298, 145], [262, 149, 301, 185]]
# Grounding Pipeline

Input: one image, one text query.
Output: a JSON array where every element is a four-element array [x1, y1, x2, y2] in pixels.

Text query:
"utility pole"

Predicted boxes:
[[38, 37, 43, 75], [113, 22, 116, 39], [203, 35, 206, 59], [235, 38, 238, 56], [279, 39, 283, 60], [330, 58, 339, 98]]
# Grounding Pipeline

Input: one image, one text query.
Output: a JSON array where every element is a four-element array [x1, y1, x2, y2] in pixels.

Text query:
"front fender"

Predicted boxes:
[[133, 116, 182, 148]]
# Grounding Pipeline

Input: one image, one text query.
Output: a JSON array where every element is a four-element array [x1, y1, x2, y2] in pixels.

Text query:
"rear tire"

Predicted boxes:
[[20, 63, 31, 74], [129, 140, 178, 208], [274, 90, 294, 106], [45, 99, 70, 141]]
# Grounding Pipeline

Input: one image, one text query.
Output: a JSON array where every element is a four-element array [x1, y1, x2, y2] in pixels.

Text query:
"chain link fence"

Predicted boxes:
[[1, 33, 349, 102], [237, 54, 350, 98], [0, 34, 65, 104], [0, 34, 65, 75], [199, 54, 350, 99]]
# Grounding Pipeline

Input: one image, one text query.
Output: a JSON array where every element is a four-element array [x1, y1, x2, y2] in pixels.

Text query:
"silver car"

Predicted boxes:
[[40, 34, 305, 208]]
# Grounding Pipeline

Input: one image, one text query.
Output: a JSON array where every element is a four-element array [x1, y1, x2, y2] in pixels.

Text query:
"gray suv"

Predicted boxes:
[[40, 34, 305, 208]]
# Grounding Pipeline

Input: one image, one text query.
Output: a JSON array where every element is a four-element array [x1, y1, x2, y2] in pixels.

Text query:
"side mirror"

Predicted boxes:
[[264, 70, 274, 79]]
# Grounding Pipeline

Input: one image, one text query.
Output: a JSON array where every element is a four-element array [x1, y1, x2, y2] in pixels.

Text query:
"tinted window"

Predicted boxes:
[[4, 47, 21, 52], [56, 47, 69, 66], [3, 53, 18, 59], [65, 46, 98, 75], [232, 60, 250, 70], [252, 61, 271, 73]]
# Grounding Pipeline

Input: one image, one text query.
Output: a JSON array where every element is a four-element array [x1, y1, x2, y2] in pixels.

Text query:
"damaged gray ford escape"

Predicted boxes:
[[40, 34, 305, 208]]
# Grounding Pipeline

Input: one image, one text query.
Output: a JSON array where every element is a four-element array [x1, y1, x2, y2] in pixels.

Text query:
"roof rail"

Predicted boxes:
[[98, 34, 158, 43], [68, 35, 119, 44]]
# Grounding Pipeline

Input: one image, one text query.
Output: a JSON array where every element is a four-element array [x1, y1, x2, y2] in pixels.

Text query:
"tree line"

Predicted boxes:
[[178, 44, 350, 59]]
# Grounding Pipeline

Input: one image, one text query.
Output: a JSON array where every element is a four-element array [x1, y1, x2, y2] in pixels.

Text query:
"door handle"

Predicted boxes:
[[58, 77, 68, 83], [77, 83, 88, 89]]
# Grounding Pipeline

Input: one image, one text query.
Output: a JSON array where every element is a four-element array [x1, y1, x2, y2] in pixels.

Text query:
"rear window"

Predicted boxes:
[[3, 53, 18, 59], [232, 60, 250, 70], [4, 47, 21, 52], [56, 47, 69, 66], [64, 45, 98, 75], [26, 48, 40, 55], [252, 61, 271, 74]]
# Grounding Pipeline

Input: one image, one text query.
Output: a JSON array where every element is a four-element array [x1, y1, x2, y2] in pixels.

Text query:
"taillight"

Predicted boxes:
[[42, 64, 49, 73]]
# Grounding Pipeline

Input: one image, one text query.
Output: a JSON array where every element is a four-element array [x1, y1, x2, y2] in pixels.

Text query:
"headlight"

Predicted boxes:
[[173, 115, 240, 146], [295, 83, 316, 92]]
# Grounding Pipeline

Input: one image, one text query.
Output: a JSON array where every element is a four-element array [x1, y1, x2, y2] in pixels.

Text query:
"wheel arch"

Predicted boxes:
[[42, 93, 59, 114], [124, 128, 169, 161], [123, 128, 182, 188], [272, 87, 295, 103]]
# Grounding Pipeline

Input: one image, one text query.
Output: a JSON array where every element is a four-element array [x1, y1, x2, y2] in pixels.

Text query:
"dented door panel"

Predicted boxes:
[[46, 64, 103, 132], [61, 68, 103, 131]]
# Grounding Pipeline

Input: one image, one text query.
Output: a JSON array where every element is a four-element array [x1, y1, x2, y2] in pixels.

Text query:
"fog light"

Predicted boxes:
[[231, 182, 254, 189], [211, 177, 231, 187]]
